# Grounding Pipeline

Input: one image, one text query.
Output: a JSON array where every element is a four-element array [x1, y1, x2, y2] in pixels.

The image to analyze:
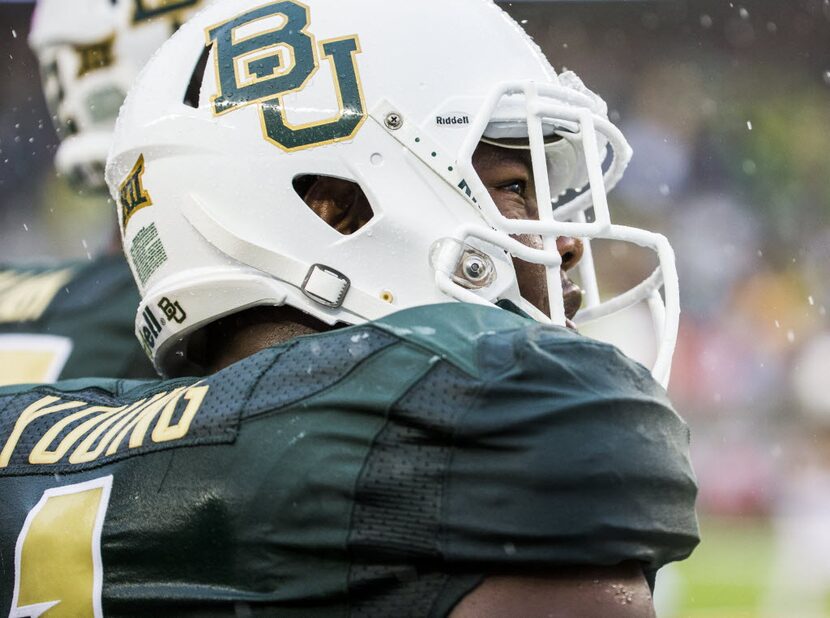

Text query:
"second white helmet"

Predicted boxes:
[[29, 0, 211, 189]]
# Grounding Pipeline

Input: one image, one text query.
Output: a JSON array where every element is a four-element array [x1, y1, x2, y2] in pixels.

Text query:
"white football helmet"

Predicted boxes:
[[28, 0, 211, 190], [106, 0, 679, 386]]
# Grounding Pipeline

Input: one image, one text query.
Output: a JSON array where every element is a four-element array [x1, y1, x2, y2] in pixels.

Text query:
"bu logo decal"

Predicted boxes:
[[205, 0, 367, 152], [158, 297, 187, 324], [119, 154, 153, 229]]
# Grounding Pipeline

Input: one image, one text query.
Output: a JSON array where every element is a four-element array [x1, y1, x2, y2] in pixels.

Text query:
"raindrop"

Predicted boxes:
[[746, 120, 753, 131], [27, 137, 34, 144], [22, 223, 28, 231], [808, 295, 815, 306], [787, 330, 795, 344], [739, 7, 750, 19], [659, 184, 671, 196], [742, 160, 757, 175], [700, 14, 713, 28], [520, 19, 528, 25], [11, 29, 16, 39], [823, 70, 830, 85], [774, 320, 780, 329], [767, 22, 778, 33]]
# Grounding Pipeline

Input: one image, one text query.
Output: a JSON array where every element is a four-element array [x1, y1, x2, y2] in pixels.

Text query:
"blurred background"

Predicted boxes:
[[1, 0, 829, 615]]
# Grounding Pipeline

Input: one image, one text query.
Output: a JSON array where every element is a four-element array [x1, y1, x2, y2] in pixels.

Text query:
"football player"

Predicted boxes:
[[0, 0, 699, 615], [0, 0, 210, 386]]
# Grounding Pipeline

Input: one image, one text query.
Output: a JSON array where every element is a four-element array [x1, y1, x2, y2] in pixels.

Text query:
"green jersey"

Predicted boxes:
[[0, 303, 698, 617], [0, 255, 156, 385]]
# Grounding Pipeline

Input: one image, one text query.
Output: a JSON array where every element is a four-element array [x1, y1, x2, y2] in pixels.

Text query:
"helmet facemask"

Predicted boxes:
[[375, 76, 679, 387]]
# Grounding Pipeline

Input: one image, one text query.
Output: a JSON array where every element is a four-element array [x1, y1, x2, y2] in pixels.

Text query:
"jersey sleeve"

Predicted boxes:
[[441, 325, 699, 574]]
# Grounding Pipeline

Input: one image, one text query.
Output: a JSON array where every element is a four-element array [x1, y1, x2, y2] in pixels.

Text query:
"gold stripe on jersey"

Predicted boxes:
[[0, 268, 75, 324], [0, 383, 209, 468]]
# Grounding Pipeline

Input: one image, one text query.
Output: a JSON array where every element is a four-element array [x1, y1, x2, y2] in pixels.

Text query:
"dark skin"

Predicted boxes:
[[472, 142, 584, 323], [204, 143, 656, 617]]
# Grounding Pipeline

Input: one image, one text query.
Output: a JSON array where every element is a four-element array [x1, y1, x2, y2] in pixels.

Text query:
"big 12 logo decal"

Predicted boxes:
[[206, 0, 366, 152]]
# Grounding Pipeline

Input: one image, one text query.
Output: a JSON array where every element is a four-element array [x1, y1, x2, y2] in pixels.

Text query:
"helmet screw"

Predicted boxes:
[[463, 255, 488, 282], [385, 112, 404, 130]]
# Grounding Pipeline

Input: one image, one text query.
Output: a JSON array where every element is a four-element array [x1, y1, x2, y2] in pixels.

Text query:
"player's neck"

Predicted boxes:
[[204, 306, 329, 373]]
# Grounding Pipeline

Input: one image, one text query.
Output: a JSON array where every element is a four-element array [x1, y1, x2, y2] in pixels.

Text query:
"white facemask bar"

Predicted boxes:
[[431, 223, 560, 324], [430, 221, 679, 388], [456, 82, 629, 324]]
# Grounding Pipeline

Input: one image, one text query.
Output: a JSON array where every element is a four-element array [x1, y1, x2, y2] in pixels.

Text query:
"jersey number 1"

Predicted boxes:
[[9, 477, 112, 618]]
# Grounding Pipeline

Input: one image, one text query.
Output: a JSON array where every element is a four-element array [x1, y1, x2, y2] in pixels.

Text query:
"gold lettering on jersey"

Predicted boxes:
[[119, 154, 153, 229], [0, 268, 75, 323], [0, 383, 209, 468]]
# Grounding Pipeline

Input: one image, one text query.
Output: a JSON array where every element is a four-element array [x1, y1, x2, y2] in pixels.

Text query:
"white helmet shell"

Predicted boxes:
[[107, 0, 679, 386]]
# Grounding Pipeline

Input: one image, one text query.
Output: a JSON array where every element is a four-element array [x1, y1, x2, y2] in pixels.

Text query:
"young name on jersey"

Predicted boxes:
[[0, 382, 211, 473]]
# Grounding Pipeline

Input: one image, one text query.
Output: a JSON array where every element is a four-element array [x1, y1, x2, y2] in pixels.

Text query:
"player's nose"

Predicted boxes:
[[556, 236, 583, 272]]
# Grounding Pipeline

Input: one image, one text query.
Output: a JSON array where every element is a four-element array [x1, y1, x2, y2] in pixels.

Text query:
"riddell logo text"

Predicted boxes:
[[436, 114, 470, 127]]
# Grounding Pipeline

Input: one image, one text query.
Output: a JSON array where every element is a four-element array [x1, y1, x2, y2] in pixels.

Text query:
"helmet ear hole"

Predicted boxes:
[[293, 175, 375, 236], [292, 174, 319, 200]]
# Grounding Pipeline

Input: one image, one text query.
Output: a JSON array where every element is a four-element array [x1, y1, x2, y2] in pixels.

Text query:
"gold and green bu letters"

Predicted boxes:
[[119, 154, 153, 229], [206, 0, 367, 152], [133, 0, 201, 23]]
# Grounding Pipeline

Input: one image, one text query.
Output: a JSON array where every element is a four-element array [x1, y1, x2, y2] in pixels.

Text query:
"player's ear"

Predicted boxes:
[[299, 176, 374, 235]]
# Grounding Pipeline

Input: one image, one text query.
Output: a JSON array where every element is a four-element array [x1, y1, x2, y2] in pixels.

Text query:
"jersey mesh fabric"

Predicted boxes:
[[350, 362, 479, 557], [243, 327, 395, 419], [348, 362, 482, 616], [0, 303, 699, 616]]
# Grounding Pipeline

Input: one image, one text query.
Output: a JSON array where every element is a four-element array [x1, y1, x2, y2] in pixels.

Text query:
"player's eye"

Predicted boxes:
[[500, 180, 527, 197]]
